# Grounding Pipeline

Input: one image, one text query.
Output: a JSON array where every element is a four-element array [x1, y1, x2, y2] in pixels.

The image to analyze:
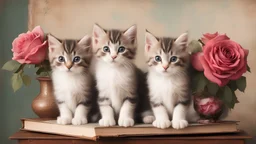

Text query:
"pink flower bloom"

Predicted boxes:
[[195, 97, 222, 116], [191, 33, 249, 86], [12, 26, 48, 64]]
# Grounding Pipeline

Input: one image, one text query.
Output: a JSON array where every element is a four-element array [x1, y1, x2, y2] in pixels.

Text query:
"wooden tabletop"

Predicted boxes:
[[10, 130, 252, 140]]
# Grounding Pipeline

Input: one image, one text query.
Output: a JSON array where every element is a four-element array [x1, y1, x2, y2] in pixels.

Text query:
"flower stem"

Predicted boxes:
[[198, 39, 205, 46], [15, 64, 26, 73]]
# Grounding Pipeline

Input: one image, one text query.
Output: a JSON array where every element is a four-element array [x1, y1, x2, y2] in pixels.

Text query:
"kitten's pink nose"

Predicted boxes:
[[111, 55, 117, 59], [162, 65, 169, 70]]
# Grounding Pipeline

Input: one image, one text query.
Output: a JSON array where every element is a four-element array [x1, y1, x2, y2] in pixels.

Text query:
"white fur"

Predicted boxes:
[[92, 24, 138, 127], [141, 110, 155, 124], [53, 71, 90, 125], [148, 69, 199, 129], [92, 58, 136, 127]]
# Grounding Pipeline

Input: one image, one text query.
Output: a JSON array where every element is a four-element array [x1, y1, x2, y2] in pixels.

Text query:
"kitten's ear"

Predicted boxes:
[[47, 34, 61, 53], [145, 30, 158, 52], [78, 35, 91, 49], [174, 33, 188, 50], [123, 25, 137, 44], [92, 24, 106, 45]]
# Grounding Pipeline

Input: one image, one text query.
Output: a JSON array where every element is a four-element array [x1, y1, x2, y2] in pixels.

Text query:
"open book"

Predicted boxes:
[[21, 118, 239, 140]]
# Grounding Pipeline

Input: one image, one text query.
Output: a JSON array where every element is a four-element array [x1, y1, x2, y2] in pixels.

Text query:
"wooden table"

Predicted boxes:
[[10, 130, 251, 144]]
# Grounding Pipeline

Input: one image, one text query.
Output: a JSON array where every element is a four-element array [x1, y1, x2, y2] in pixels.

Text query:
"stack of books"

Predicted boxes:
[[21, 118, 239, 140]]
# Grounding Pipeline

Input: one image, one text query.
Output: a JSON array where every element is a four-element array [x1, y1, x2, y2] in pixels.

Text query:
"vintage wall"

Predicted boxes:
[[28, 0, 256, 135], [0, 0, 256, 143]]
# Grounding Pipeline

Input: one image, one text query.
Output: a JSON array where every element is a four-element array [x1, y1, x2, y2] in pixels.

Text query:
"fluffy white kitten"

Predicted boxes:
[[145, 31, 199, 129], [48, 34, 95, 125], [91, 24, 154, 127]]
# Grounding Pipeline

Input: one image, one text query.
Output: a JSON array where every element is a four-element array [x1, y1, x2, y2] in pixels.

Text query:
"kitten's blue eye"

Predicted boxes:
[[170, 56, 178, 62], [58, 56, 65, 62], [73, 56, 81, 63], [155, 56, 162, 62], [118, 46, 126, 53], [103, 46, 110, 52]]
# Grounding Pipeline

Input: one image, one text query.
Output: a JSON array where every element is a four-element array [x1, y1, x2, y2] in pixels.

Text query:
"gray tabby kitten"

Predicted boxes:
[[145, 31, 199, 129], [48, 34, 96, 125], [91, 24, 154, 127]]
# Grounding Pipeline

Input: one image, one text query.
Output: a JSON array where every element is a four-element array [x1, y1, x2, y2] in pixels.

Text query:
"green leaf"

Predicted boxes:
[[2, 60, 21, 72], [247, 64, 251, 73], [38, 72, 50, 77], [230, 91, 239, 109], [217, 86, 235, 109], [22, 75, 31, 86], [236, 76, 246, 92], [36, 67, 44, 75], [223, 86, 233, 104], [188, 40, 202, 54], [11, 73, 23, 92], [207, 82, 219, 96], [228, 80, 237, 91], [196, 73, 208, 92]]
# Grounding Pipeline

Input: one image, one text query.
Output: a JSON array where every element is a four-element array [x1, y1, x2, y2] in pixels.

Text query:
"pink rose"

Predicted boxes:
[[191, 33, 249, 86], [12, 26, 48, 64], [195, 97, 222, 116]]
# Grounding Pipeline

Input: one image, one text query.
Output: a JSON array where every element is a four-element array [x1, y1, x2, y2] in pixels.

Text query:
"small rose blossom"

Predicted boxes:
[[12, 26, 48, 64], [195, 97, 222, 116], [191, 33, 249, 86]]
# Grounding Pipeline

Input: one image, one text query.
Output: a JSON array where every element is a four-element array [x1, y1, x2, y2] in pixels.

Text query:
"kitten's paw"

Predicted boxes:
[[152, 119, 171, 129], [99, 118, 116, 127], [172, 119, 188, 129], [72, 117, 88, 125], [118, 117, 134, 127], [143, 115, 155, 124], [57, 117, 72, 125]]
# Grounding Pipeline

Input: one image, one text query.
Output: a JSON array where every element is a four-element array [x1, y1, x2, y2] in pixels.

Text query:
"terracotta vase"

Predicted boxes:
[[32, 77, 59, 118]]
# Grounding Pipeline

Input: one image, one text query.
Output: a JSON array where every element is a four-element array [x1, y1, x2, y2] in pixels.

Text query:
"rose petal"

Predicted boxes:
[[229, 62, 247, 80], [212, 72, 233, 78], [24, 41, 48, 64], [32, 26, 45, 41], [26, 34, 43, 51], [211, 34, 230, 42], [199, 56, 222, 86], [191, 52, 204, 71], [201, 32, 219, 44], [12, 57, 28, 64]]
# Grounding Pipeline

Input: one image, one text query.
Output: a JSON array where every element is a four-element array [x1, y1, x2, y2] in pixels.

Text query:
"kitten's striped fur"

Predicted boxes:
[[49, 39, 92, 70], [146, 37, 189, 68], [93, 28, 137, 60], [48, 34, 99, 125], [145, 31, 199, 129], [91, 24, 154, 127]]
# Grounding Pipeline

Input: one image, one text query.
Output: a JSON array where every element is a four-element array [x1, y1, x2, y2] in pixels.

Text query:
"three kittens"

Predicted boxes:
[[48, 24, 199, 129]]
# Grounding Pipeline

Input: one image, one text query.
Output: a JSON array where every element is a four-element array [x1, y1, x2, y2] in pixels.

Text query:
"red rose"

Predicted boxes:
[[195, 97, 222, 116], [12, 26, 48, 64], [191, 33, 249, 86]]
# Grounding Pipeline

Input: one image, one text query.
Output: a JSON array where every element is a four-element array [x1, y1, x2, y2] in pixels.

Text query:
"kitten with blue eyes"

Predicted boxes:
[[145, 30, 199, 129], [48, 34, 98, 125], [91, 24, 154, 127]]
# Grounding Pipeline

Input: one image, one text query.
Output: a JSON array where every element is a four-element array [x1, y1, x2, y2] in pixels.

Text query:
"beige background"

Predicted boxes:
[[28, 0, 256, 135]]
